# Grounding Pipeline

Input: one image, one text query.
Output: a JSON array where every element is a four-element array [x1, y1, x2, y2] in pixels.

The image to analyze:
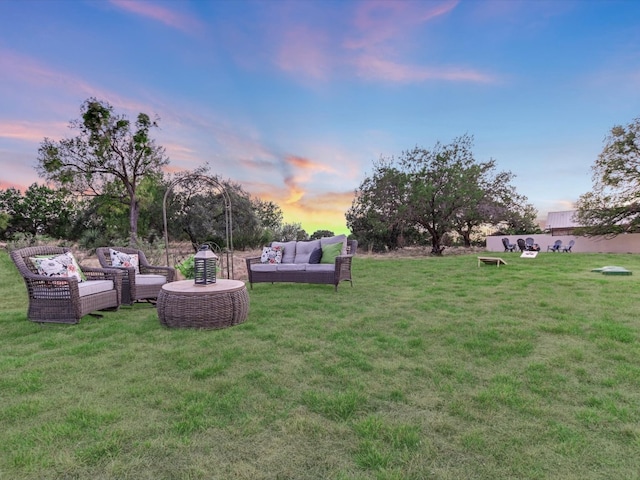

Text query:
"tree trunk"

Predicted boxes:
[[129, 195, 139, 246], [430, 233, 444, 255]]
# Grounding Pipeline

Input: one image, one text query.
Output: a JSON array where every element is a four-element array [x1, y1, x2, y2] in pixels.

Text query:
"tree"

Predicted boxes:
[[348, 135, 534, 253], [310, 230, 334, 240], [346, 160, 413, 252], [165, 171, 265, 251], [452, 168, 538, 245], [575, 117, 640, 236], [252, 198, 283, 232], [0, 184, 80, 239], [36, 98, 169, 245]]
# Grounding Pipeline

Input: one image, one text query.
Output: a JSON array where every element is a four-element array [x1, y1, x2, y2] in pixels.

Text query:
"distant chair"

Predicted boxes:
[[562, 240, 575, 253], [547, 240, 563, 252], [525, 238, 535, 250], [517, 238, 526, 252], [502, 238, 516, 252], [96, 247, 175, 305]]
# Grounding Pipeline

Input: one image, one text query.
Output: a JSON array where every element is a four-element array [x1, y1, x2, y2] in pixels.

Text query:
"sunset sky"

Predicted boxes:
[[1, 0, 639, 235]]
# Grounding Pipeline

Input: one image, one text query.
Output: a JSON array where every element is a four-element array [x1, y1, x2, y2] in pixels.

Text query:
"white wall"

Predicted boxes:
[[487, 234, 640, 254]]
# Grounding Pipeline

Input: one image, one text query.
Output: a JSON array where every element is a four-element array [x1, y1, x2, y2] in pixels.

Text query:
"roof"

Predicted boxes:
[[546, 210, 581, 229]]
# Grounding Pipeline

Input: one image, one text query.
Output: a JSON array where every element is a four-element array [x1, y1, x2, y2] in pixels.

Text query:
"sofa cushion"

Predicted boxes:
[[77, 280, 115, 297], [272, 241, 296, 264], [294, 239, 321, 264], [136, 274, 168, 285], [321, 241, 343, 264], [251, 263, 278, 272], [276, 264, 307, 272], [320, 234, 347, 255], [305, 264, 335, 272], [261, 246, 283, 264], [308, 247, 322, 264]]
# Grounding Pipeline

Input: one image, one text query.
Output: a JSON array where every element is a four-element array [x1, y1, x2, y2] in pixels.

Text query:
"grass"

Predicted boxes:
[[1, 249, 640, 479]]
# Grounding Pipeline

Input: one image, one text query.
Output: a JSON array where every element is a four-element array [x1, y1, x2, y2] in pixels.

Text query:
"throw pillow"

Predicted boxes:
[[294, 239, 321, 263], [271, 241, 296, 264], [260, 246, 283, 264], [308, 247, 322, 264], [30, 252, 85, 282], [320, 241, 343, 264], [109, 248, 140, 273], [320, 234, 348, 255]]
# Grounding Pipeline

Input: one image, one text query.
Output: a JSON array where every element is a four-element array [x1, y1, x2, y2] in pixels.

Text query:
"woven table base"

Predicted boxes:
[[157, 280, 249, 329]]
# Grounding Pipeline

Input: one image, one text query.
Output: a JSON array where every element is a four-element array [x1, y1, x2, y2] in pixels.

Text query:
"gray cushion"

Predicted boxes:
[[135, 274, 167, 285], [294, 239, 321, 264], [276, 264, 307, 272], [77, 280, 115, 297], [320, 234, 347, 255], [250, 264, 278, 272], [272, 241, 297, 264], [305, 264, 335, 272]]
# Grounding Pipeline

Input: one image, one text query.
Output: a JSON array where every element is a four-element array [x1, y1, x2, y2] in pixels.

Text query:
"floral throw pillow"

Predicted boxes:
[[109, 249, 140, 273], [260, 246, 283, 264], [30, 252, 85, 282]]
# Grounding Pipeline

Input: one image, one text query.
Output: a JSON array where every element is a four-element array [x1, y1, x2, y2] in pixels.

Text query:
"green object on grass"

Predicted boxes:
[[591, 266, 632, 275]]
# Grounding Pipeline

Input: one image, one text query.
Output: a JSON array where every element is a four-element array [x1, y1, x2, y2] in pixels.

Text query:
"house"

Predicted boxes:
[[546, 210, 581, 236]]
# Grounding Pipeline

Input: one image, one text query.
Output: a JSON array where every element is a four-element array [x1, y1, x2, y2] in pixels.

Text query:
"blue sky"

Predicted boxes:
[[1, 0, 639, 234]]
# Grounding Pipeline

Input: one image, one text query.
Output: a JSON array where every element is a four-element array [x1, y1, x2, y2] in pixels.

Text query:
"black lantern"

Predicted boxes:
[[194, 244, 218, 285]]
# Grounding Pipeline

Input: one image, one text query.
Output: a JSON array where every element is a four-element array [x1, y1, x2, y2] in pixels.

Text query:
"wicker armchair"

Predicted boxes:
[[10, 246, 124, 324], [95, 247, 175, 305]]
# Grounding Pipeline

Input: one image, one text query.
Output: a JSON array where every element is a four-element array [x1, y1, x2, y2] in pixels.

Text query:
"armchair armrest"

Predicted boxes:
[[245, 257, 262, 284], [22, 272, 79, 300], [139, 264, 176, 282]]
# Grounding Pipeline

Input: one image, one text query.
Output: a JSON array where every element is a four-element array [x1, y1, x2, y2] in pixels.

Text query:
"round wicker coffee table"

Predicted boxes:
[[157, 279, 249, 329]]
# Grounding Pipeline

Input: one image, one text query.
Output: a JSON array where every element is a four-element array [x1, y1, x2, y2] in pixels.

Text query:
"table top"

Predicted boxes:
[[161, 279, 246, 295]]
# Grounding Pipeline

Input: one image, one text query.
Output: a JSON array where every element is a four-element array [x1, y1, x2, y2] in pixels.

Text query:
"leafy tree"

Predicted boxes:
[[348, 135, 534, 253], [575, 117, 640, 236], [275, 223, 307, 242], [0, 184, 80, 240], [36, 98, 169, 245], [310, 230, 334, 240], [166, 172, 263, 251], [452, 166, 538, 245], [252, 198, 284, 232], [346, 160, 413, 252]]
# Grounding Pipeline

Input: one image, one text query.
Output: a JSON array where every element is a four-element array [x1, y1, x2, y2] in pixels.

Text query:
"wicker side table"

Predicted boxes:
[[157, 279, 249, 329]]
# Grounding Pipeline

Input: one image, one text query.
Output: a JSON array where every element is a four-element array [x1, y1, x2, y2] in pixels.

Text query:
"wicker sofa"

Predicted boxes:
[[246, 236, 357, 291], [10, 246, 124, 324]]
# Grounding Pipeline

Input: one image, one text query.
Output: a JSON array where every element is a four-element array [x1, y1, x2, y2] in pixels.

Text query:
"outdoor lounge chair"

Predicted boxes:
[[525, 238, 535, 250], [96, 247, 175, 305], [517, 238, 526, 252], [10, 246, 124, 324], [502, 238, 516, 252], [547, 240, 563, 252], [562, 240, 575, 252]]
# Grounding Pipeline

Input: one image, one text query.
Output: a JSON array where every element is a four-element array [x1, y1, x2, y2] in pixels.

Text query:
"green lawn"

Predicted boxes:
[[1, 249, 639, 479]]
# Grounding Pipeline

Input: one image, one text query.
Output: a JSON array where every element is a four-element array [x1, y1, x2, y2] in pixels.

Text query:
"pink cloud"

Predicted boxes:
[[353, 55, 495, 83], [271, 0, 493, 85], [0, 47, 155, 118], [347, 0, 458, 50], [109, 0, 204, 35], [276, 26, 332, 81], [0, 121, 68, 143]]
